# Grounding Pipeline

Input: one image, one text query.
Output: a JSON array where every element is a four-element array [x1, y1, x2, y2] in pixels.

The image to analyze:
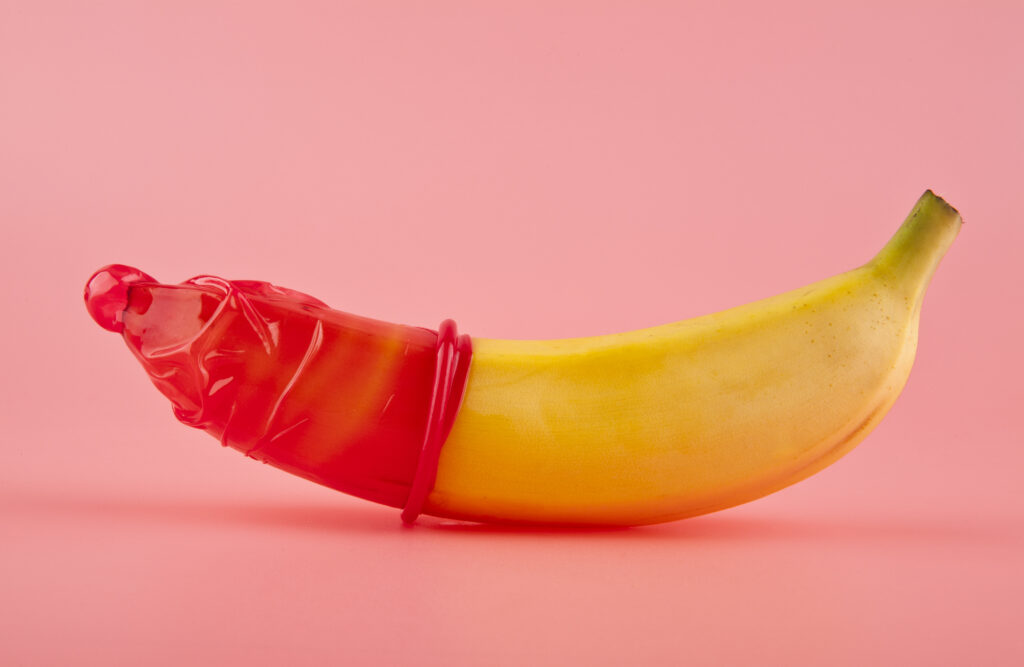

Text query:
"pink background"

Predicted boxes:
[[2, 1, 1023, 664]]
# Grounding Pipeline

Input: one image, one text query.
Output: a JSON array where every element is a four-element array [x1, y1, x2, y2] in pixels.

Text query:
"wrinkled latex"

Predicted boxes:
[[85, 265, 451, 508]]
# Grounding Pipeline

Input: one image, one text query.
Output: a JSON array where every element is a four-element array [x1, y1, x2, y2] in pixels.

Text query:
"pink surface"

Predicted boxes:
[[2, 1, 1022, 665]]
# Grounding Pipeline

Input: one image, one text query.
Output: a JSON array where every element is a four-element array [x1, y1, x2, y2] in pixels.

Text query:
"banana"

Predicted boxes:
[[84, 191, 961, 526], [426, 190, 961, 524]]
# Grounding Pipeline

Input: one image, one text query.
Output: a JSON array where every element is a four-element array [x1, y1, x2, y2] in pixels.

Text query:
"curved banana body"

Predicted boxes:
[[426, 192, 961, 525], [84, 191, 961, 526]]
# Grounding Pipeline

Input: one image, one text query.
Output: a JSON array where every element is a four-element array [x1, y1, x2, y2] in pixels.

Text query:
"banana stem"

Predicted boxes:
[[870, 190, 962, 296]]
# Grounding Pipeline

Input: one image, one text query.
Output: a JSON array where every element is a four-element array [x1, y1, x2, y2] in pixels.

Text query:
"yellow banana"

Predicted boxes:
[[426, 191, 961, 524], [85, 191, 961, 526]]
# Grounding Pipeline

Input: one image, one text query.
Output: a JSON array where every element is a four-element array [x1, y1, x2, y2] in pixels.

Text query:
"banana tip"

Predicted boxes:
[[924, 189, 964, 224]]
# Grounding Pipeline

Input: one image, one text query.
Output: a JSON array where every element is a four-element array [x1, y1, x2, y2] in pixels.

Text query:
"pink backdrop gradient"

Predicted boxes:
[[2, 1, 1023, 665]]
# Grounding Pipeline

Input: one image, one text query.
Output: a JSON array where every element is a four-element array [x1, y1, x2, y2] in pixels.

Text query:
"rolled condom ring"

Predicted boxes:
[[402, 319, 472, 523]]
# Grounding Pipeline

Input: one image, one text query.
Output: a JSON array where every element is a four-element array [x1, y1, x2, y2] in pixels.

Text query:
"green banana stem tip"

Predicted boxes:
[[871, 190, 963, 295]]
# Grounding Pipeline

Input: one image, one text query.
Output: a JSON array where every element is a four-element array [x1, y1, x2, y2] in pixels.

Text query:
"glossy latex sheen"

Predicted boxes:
[[108, 270, 440, 508]]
